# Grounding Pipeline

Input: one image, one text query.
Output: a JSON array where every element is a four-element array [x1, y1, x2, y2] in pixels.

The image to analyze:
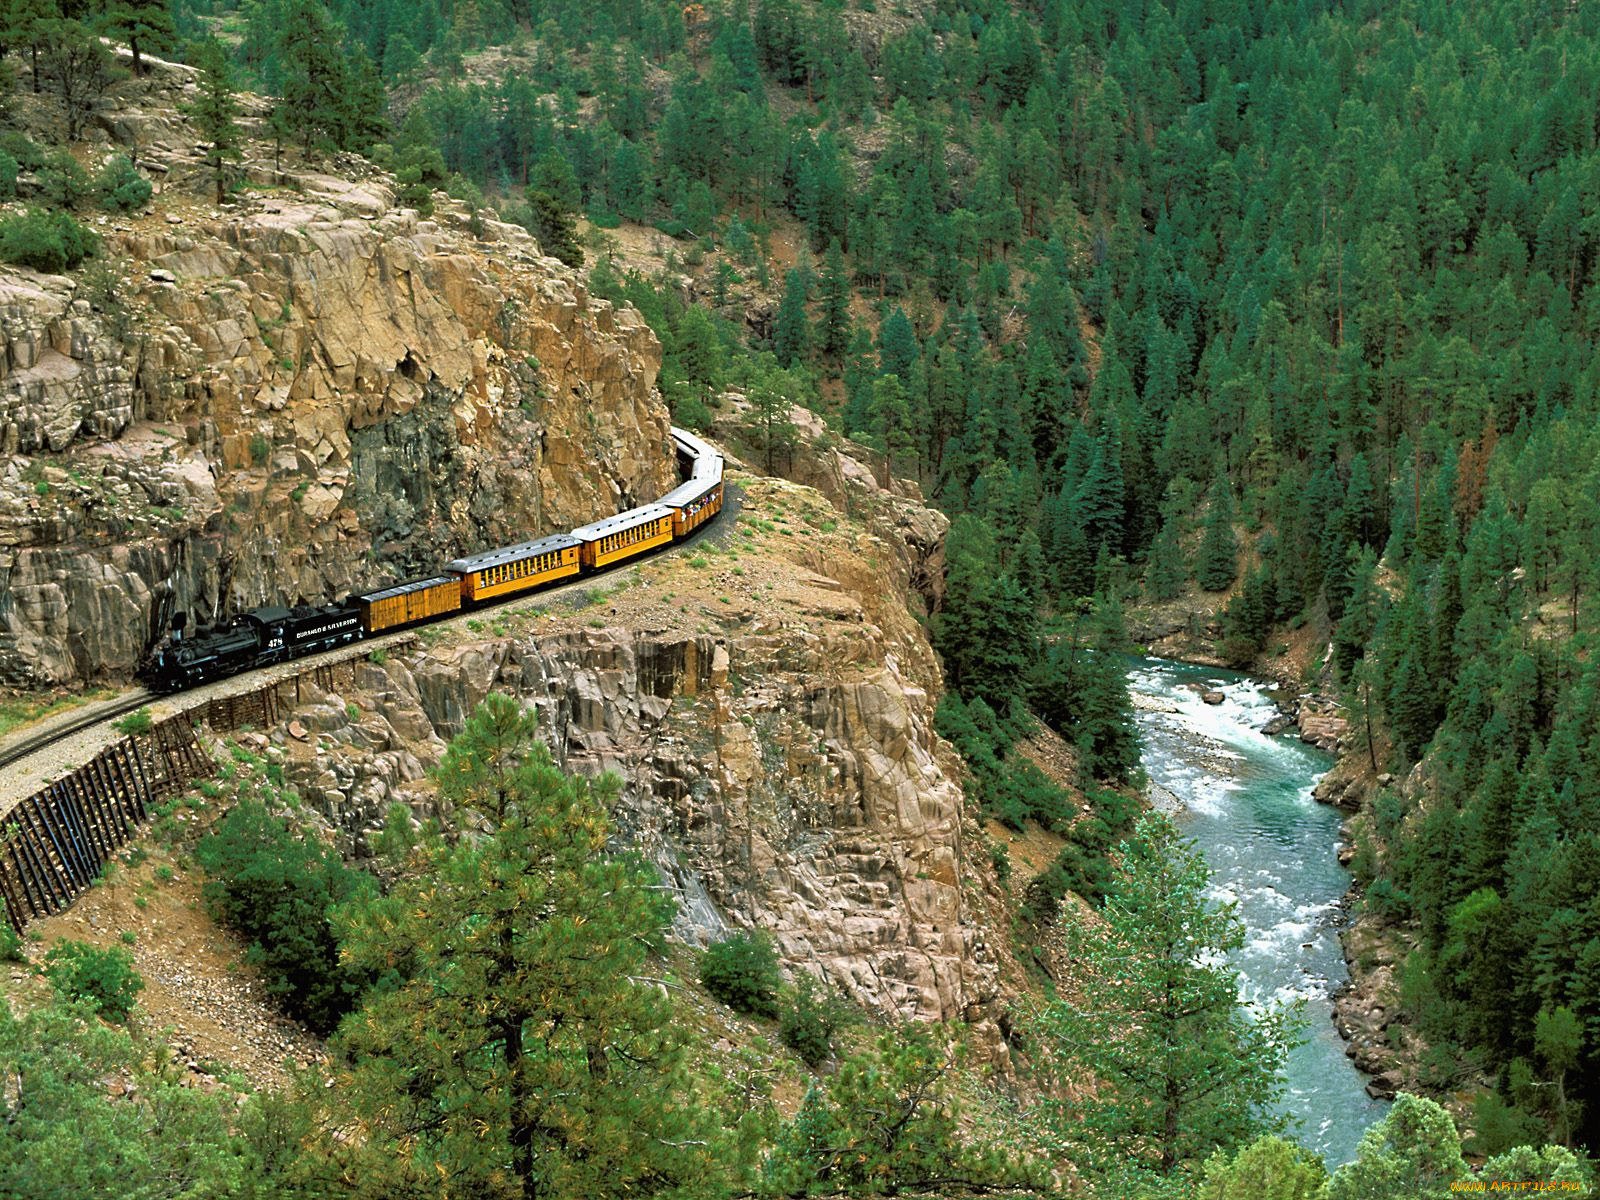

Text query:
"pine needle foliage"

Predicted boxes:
[[330, 692, 715, 1200], [1038, 816, 1301, 1189]]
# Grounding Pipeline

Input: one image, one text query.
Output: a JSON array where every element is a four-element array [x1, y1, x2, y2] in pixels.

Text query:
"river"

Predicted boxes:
[[1126, 656, 1389, 1167]]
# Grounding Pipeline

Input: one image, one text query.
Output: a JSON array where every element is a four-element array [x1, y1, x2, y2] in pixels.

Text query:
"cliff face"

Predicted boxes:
[[0, 92, 671, 685], [254, 472, 1012, 1045], [2, 63, 1019, 1052]]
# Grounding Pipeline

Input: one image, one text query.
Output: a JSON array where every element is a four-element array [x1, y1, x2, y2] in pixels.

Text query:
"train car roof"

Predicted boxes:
[[570, 504, 676, 542], [355, 575, 460, 604], [670, 427, 720, 462], [659, 477, 720, 508], [446, 533, 581, 573]]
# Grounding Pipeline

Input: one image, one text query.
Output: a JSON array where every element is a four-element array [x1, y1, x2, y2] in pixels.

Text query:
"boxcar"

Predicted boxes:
[[446, 533, 582, 604], [570, 505, 676, 570], [355, 575, 463, 635]]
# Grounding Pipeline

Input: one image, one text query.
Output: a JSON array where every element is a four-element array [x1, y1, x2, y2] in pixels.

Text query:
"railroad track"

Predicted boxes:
[[0, 483, 745, 785], [0, 688, 154, 774]]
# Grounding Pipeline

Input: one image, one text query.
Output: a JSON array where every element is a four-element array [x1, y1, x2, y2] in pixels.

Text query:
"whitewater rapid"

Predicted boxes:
[[1127, 657, 1389, 1166]]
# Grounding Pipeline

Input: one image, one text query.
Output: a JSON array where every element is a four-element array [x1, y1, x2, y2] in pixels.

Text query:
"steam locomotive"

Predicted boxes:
[[141, 428, 725, 694]]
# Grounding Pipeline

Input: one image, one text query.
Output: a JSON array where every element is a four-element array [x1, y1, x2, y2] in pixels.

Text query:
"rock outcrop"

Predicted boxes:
[[708, 401, 948, 614], [1, 139, 671, 686], [240, 475, 1011, 1043]]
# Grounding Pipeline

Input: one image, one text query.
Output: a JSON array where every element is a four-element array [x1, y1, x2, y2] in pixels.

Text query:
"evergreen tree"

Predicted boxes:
[[772, 266, 809, 366], [0, 0, 58, 95], [525, 188, 584, 268], [1196, 476, 1240, 592], [761, 1029, 1045, 1196], [1144, 514, 1187, 601], [745, 364, 799, 474], [1199, 1136, 1328, 1200], [816, 238, 851, 363], [877, 306, 918, 379], [0, 998, 247, 1196], [1324, 1095, 1469, 1200], [273, 0, 383, 154], [1072, 420, 1125, 561], [185, 39, 241, 205], [36, 18, 116, 141], [332, 694, 715, 1199], [868, 373, 915, 483], [1038, 815, 1299, 1185], [101, 0, 174, 75]]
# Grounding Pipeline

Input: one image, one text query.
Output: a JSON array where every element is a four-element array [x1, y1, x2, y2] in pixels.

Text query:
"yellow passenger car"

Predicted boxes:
[[446, 534, 582, 603], [660, 478, 724, 538], [571, 505, 676, 570], [355, 575, 463, 634]]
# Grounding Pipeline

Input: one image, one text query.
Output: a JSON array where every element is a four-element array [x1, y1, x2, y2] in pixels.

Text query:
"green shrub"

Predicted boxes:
[[394, 165, 434, 217], [195, 799, 376, 1034], [43, 940, 144, 1022], [0, 208, 100, 273], [0, 130, 45, 170], [701, 931, 782, 1019], [94, 155, 152, 211], [37, 150, 93, 210], [0, 921, 24, 963], [113, 707, 153, 736], [0, 152, 17, 201], [780, 974, 848, 1067]]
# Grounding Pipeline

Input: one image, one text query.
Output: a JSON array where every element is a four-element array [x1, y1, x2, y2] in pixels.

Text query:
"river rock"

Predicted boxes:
[[1296, 696, 1348, 751], [1201, 689, 1225, 704]]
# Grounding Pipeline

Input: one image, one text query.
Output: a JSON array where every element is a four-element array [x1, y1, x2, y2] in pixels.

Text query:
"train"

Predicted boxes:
[[140, 428, 725, 694]]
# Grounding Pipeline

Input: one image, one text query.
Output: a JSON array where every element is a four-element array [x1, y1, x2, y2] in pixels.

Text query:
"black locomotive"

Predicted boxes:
[[145, 604, 363, 690]]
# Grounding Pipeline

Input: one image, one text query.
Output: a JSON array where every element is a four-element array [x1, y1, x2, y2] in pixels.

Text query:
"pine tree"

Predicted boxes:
[[877, 306, 918, 379], [1038, 815, 1299, 1185], [1072, 420, 1125, 560], [101, 0, 174, 75], [525, 188, 584, 268], [745, 365, 799, 474], [772, 267, 810, 367], [36, 17, 116, 141], [0, 0, 58, 95], [273, 1, 383, 154], [841, 325, 875, 435], [868, 373, 913, 483], [185, 40, 241, 206], [1196, 476, 1240, 592], [816, 239, 851, 363], [331, 694, 715, 1199], [762, 1029, 1045, 1195], [1144, 514, 1187, 601], [1324, 1095, 1469, 1200]]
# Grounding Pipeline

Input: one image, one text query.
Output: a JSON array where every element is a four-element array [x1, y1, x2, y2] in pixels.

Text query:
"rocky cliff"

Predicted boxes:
[[0, 65, 672, 686], [235, 470, 1014, 1048], [1, 61, 1022, 1057]]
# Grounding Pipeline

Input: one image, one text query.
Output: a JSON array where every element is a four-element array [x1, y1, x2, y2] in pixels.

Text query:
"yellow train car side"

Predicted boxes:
[[579, 513, 675, 570], [670, 485, 723, 538], [459, 545, 582, 603]]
